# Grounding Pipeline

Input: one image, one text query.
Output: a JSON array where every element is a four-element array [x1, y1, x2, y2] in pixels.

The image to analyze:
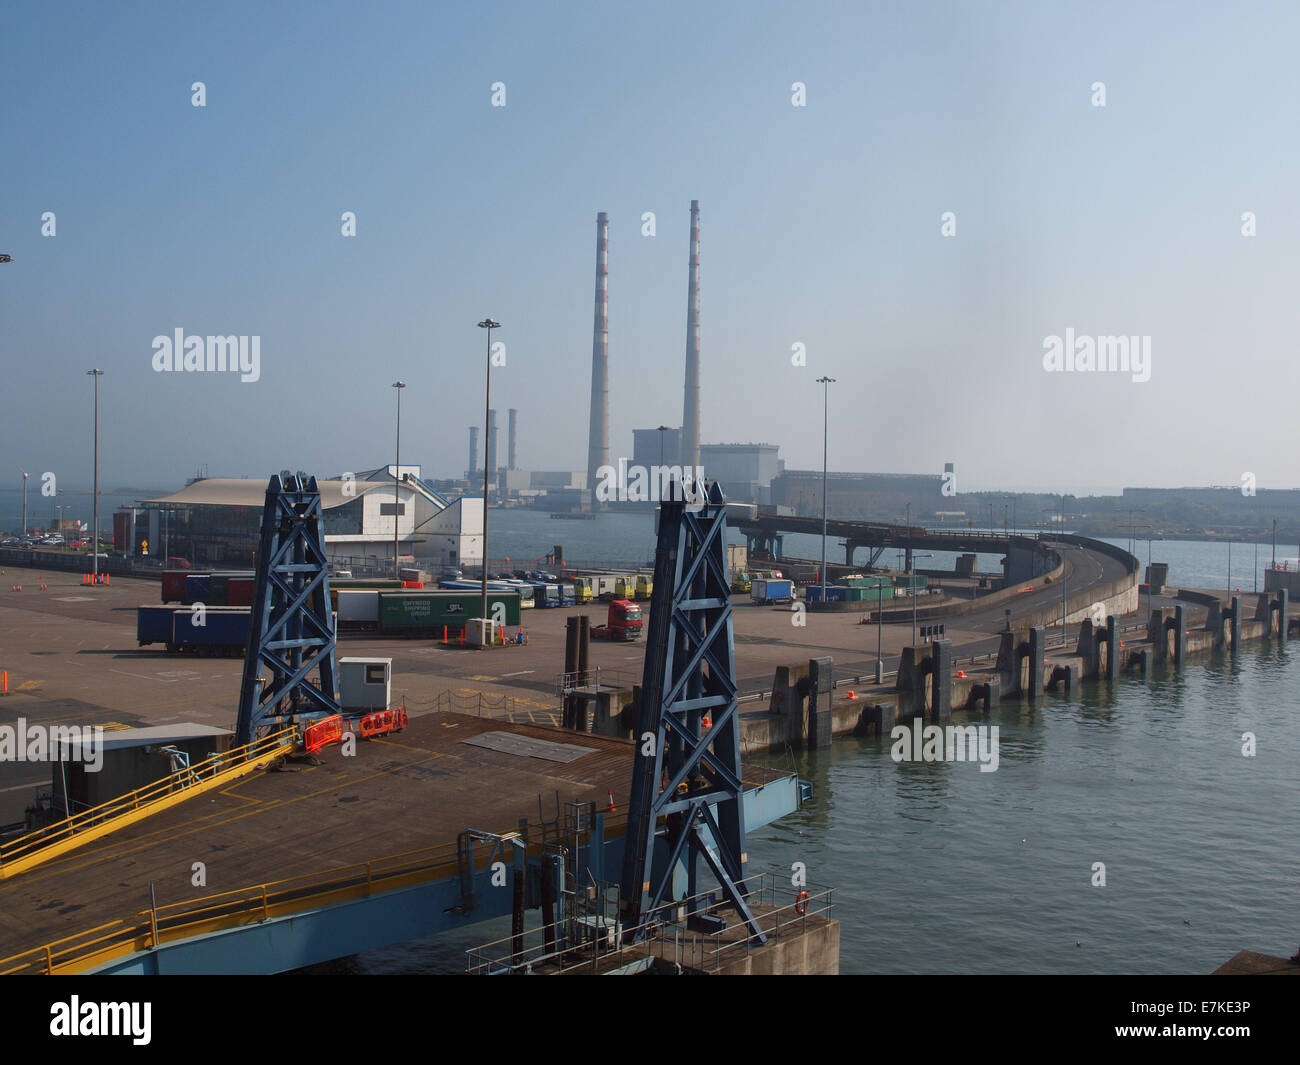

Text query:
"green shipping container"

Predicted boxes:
[[838, 576, 890, 589], [209, 574, 230, 606], [378, 590, 521, 632]]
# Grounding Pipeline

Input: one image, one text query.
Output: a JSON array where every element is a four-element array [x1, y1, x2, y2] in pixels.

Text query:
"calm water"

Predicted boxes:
[[321, 531, 1300, 974]]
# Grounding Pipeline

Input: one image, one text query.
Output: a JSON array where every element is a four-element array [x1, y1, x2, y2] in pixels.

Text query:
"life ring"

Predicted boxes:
[[794, 890, 809, 916]]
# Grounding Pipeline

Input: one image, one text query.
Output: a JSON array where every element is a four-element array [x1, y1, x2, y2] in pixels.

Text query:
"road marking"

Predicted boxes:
[[109, 669, 180, 683], [500, 670, 535, 677], [53, 596, 94, 603], [466, 675, 497, 682]]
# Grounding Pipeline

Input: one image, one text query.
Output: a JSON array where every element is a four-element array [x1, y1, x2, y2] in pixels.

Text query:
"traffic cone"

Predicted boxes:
[[606, 789, 615, 813]]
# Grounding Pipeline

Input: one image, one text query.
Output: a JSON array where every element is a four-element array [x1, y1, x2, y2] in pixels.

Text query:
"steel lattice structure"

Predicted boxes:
[[619, 480, 765, 943], [234, 471, 340, 747]]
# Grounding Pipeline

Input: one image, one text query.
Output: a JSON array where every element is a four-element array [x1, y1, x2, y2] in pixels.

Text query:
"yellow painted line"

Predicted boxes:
[[0, 740, 293, 881], [0, 748, 450, 888], [465, 675, 497, 682], [17, 680, 41, 691]]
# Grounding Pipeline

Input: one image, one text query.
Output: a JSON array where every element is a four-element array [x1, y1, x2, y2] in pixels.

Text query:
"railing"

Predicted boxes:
[[0, 726, 297, 876], [465, 871, 834, 975], [0, 768, 799, 975], [0, 836, 485, 975]]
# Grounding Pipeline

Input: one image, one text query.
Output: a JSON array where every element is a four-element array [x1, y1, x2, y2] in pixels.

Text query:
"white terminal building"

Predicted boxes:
[[119, 465, 483, 571]]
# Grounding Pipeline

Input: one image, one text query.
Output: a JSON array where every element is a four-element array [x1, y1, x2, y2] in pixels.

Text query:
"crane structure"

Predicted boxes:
[[619, 479, 765, 944], [234, 471, 341, 747]]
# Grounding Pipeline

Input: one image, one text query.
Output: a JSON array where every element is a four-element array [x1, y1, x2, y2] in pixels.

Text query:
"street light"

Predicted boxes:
[[477, 318, 500, 643], [817, 376, 835, 603], [875, 565, 885, 683], [87, 369, 103, 583], [911, 552, 932, 645], [392, 380, 406, 579], [15, 465, 26, 538]]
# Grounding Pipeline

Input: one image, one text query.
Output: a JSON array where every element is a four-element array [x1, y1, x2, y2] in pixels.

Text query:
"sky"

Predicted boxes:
[[2, 0, 1298, 502]]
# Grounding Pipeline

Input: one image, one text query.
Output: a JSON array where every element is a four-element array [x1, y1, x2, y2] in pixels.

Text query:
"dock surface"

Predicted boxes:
[[0, 711, 786, 967]]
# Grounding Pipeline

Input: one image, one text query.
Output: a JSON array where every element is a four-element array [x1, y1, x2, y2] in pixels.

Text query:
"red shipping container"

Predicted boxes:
[[227, 576, 254, 606], [161, 570, 189, 603]]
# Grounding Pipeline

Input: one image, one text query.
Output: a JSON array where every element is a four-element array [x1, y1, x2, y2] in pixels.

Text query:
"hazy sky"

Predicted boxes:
[[3, 0, 1298, 500]]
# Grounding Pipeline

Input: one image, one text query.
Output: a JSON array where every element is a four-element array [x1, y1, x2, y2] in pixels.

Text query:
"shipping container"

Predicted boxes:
[[209, 574, 229, 606], [227, 576, 254, 606], [161, 570, 189, 603], [837, 575, 890, 589], [136, 606, 176, 646], [336, 589, 381, 632], [378, 590, 521, 634], [171, 607, 251, 655], [894, 575, 928, 590], [184, 573, 211, 604]]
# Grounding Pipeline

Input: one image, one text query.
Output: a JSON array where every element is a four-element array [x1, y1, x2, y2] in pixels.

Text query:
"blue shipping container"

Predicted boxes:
[[184, 574, 211, 604], [172, 607, 250, 649], [137, 606, 177, 645]]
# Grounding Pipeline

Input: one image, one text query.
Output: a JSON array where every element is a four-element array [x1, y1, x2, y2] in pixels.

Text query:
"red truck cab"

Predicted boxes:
[[593, 599, 643, 640]]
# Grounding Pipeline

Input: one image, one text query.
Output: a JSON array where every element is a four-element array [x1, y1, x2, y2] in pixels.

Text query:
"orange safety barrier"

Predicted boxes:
[[358, 707, 408, 739], [303, 714, 344, 754]]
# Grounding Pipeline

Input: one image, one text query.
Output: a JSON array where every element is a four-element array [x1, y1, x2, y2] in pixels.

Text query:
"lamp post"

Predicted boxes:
[[392, 380, 406, 579], [87, 369, 103, 583], [817, 376, 835, 602], [16, 465, 27, 538], [875, 571, 885, 684], [911, 552, 932, 645], [477, 318, 500, 642]]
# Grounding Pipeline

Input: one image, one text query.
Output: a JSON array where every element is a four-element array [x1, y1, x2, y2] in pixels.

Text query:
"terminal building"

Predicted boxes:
[[116, 466, 483, 571]]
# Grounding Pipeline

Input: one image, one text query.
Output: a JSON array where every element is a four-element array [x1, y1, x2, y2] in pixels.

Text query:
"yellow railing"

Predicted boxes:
[[0, 834, 508, 975], [0, 726, 297, 878]]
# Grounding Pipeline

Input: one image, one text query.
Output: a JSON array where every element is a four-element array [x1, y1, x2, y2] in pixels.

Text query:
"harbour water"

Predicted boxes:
[[313, 529, 1299, 974]]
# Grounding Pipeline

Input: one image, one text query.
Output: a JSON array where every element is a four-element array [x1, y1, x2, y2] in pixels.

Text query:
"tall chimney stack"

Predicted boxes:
[[586, 212, 610, 501], [468, 426, 480, 477], [508, 408, 518, 470], [681, 200, 701, 469], [487, 408, 498, 476]]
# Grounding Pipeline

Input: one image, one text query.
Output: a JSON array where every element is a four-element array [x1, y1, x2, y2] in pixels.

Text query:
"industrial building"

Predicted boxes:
[[118, 465, 483, 570], [770, 470, 946, 522]]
